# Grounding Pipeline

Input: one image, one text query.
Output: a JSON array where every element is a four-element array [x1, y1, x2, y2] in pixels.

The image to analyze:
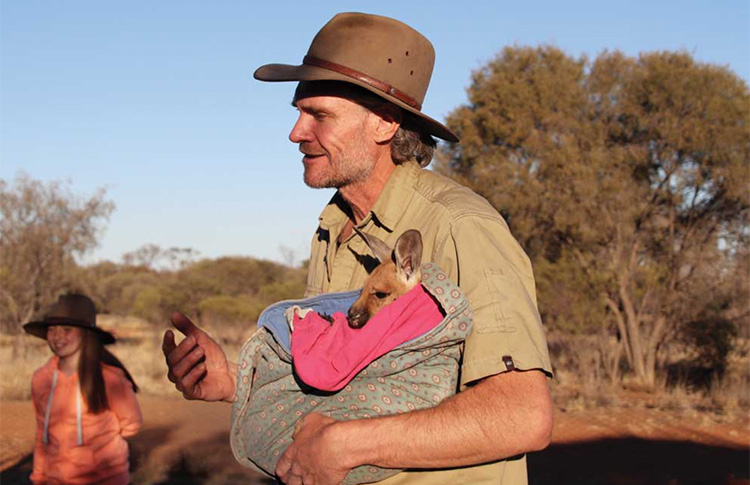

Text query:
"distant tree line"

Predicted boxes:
[[82, 252, 306, 333], [0, 175, 306, 337], [2, 47, 747, 388]]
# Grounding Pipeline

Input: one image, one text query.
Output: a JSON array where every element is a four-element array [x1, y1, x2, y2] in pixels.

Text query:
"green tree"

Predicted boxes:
[[439, 46, 749, 386], [0, 174, 114, 333]]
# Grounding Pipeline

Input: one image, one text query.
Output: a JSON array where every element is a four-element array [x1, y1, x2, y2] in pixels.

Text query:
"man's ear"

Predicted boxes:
[[371, 105, 402, 144]]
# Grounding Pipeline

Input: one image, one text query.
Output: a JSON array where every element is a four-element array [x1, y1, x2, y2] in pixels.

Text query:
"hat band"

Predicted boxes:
[[302, 55, 422, 110]]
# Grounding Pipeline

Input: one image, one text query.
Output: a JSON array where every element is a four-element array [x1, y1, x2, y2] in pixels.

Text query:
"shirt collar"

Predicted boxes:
[[317, 161, 421, 233], [369, 161, 420, 232], [318, 191, 350, 231]]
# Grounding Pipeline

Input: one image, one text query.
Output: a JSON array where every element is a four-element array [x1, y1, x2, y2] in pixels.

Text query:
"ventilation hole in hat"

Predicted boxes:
[[410, 70, 414, 76], [405, 51, 409, 56], [387, 58, 392, 63]]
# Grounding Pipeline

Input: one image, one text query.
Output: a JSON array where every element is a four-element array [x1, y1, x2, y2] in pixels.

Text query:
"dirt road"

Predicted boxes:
[[2, 395, 748, 484]]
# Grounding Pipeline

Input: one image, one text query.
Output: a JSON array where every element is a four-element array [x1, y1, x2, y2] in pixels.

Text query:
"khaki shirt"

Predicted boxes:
[[305, 161, 552, 485]]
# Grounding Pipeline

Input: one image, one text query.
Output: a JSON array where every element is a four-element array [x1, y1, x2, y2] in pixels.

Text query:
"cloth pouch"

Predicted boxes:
[[230, 263, 473, 484]]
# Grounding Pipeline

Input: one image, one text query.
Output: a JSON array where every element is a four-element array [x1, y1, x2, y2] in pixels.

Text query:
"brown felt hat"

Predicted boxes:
[[254, 12, 459, 143], [23, 294, 116, 345]]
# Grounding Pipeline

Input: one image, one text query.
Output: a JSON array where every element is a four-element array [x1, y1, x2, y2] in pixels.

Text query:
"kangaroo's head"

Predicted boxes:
[[347, 229, 423, 329]]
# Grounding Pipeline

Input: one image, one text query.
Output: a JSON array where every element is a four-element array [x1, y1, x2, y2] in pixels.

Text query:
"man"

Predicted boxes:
[[163, 12, 553, 485]]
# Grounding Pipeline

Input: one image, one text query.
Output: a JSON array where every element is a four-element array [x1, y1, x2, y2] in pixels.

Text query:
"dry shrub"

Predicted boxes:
[[199, 317, 259, 348], [547, 331, 618, 410], [0, 335, 50, 400], [546, 329, 750, 419], [704, 353, 750, 414], [655, 363, 750, 419], [653, 371, 693, 413], [652, 335, 750, 418]]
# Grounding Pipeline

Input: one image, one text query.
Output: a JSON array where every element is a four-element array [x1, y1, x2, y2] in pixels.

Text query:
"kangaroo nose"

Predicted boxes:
[[347, 307, 370, 329]]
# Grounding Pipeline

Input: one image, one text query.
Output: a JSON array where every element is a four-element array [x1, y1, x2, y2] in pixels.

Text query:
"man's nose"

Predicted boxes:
[[289, 115, 312, 144]]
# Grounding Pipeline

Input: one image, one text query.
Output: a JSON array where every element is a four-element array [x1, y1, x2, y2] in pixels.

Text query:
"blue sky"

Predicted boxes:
[[2, 0, 748, 266]]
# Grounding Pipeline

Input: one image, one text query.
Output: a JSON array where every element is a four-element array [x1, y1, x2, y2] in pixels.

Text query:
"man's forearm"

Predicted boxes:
[[331, 370, 553, 470]]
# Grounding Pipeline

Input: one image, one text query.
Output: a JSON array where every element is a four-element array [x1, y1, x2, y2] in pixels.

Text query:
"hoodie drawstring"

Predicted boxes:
[[42, 371, 57, 445], [76, 381, 82, 445], [43, 370, 83, 446]]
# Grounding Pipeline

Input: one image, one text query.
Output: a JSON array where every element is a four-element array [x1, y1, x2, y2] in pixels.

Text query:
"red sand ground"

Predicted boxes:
[[2, 395, 748, 484]]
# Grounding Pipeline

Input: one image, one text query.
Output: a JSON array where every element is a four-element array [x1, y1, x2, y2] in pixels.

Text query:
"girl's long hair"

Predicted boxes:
[[79, 330, 139, 414]]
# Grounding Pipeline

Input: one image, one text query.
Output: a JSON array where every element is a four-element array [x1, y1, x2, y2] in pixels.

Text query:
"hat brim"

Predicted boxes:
[[23, 318, 116, 345], [254, 63, 459, 143]]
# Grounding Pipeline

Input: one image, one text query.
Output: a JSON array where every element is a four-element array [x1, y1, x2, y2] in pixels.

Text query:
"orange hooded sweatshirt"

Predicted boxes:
[[30, 356, 142, 485]]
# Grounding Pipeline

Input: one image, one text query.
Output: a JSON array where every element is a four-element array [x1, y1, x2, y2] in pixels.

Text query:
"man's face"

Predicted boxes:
[[290, 93, 377, 189]]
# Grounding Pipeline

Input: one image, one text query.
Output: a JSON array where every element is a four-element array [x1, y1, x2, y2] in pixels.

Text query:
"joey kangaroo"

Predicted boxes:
[[346, 228, 423, 328], [285, 229, 423, 330]]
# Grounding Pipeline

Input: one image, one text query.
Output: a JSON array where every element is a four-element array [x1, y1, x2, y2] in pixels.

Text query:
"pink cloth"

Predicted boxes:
[[291, 284, 444, 391]]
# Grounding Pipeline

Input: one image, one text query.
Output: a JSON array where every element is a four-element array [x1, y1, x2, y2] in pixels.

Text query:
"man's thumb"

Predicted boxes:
[[170, 311, 198, 337]]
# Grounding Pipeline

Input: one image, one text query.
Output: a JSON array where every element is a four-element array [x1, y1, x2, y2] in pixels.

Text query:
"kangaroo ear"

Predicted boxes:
[[394, 230, 422, 280], [354, 228, 393, 263]]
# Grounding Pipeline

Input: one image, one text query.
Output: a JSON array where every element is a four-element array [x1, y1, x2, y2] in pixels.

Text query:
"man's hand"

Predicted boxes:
[[278, 370, 552, 481], [275, 412, 352, 485], [162, 312, 236, 402]]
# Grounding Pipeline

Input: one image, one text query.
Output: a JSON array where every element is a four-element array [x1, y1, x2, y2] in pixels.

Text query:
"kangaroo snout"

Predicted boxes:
[[347, 306, 370, 329]]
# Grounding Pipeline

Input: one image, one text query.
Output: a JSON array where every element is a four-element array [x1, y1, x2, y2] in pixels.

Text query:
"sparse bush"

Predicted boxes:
[[258, 280, 307, 304], [132, 286, 163, 323], [681, 317, 739, 373]]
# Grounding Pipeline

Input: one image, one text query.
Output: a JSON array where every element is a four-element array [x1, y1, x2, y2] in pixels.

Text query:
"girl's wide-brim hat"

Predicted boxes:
[[254, 12, 459, 143], [23, 294, 116, 345]]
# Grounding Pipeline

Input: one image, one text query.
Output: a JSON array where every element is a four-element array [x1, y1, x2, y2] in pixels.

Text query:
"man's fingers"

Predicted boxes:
[[179, 361, 208, 399], [276, 448, 294, 479], [162, 329, 176, 357], [293, 417, 305, 437], [163, 312, 211, 399], [286, 475, 303, 485], [170, 311, 199, 337], [163, 330, 182, 384], [163, 327, 201, 385], [165, 333, 196, 365], [169, 343, 205, 382]]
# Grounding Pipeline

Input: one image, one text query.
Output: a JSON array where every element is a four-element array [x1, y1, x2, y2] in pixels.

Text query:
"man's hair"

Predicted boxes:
[[294, 81, 437, 167], [389, 116, 437, 167]]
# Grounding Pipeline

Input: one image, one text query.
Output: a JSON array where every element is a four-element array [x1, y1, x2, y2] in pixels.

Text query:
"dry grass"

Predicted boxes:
[[547, 331, 750, 421], [0, 335, 50, 401], [3, 318, 748, 425]]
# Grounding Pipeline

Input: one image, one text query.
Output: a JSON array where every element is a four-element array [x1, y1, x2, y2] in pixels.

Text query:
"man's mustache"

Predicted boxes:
[[299, 143, 325, 157]]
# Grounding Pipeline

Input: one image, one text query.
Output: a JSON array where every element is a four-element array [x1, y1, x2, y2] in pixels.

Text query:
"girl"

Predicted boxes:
[[24, 293, 142, 485]]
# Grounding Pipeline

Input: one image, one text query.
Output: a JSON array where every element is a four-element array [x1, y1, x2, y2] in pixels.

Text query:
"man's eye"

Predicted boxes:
[[374, 291, 389, 299]]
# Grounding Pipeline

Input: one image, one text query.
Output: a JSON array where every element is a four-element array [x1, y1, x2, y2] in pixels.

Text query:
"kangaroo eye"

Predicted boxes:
[[374, 291, 390, 299]]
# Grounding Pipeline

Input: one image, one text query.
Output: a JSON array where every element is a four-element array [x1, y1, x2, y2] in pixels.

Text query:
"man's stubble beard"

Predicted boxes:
[[303, 130, 375, 189]]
